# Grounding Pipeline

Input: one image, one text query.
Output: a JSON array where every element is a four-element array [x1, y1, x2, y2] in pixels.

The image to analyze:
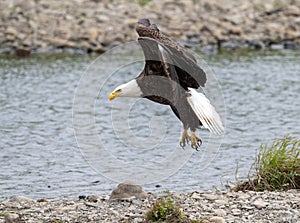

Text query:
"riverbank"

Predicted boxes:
[[1, 189, 299, 223], [0, 0, 299, 55]]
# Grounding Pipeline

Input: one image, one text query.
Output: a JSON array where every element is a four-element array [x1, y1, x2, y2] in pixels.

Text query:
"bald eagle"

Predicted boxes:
[[109, 18, 224, 150]]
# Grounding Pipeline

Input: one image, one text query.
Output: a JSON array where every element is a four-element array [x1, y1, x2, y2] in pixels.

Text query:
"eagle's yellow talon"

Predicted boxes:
[[190, 131, 202, 150]]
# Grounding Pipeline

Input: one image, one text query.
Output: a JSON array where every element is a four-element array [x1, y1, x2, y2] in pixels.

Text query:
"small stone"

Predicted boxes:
[[94, 45, 105, 54], [237, 192, 250, 199], [87, 195, 98, 202], [28, 20, 37, 29], [214, 199, 228, 205], [37, 198, 48, 202], [231, 208, 242, 216], [88, 27, 98, 40], [228, 26, 242, 35], [15, 48, 30, 57], [270, 44, 284, 50], [65, 41, 77, 48], [5, 34, 15, 41], [23, 38, 32, 47], [242, 205, 255, 210], [5, 27, 18, 36], [5, 213, 20, 223], [16, 33, 26, 40], [210, 216, 225, 223], [202, 194, 219, 201], [191, 192, 201, 199], [253, 199, 268, 209], [285, 5, 300, 16], [214, 209, 226, 217], [128, 204, 136, 211], [132, 217, 143, 223]]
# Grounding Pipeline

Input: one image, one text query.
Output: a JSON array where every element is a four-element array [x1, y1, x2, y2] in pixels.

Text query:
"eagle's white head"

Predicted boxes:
[[109, 79, 143, 100]]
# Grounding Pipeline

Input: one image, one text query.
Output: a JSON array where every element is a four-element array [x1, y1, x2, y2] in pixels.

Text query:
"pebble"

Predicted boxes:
[[231, 208, 242, 216], [214, 209, 226, 217], [210, 216, 226, 223], [202, 194, 219, 201], [253, 199, 269, 209], [5, 27, 18, 36], [86, 195, 99, 202], [4, 214, 19, 223]]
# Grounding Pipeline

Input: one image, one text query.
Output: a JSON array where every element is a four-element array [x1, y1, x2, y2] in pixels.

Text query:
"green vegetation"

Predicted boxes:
[[124, 0, 151, 7], [272, 0, 284, 9], [138, 0, 151, 7], [145, 195, 209, 223], [0, 212, 8, 217], [235, 136, 300, 191]]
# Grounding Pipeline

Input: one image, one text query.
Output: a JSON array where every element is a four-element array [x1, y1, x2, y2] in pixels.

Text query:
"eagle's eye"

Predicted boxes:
[[116, 89, 121, 93]]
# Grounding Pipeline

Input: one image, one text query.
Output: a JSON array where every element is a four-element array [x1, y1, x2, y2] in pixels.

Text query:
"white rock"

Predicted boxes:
[[210, 216, 225, 223], [237, 192, 250, 199], [203, 194, 219, 201], [5, 27, 18, 36], [253, 199, 268, 209], [231, 208, 242, 216], [191, 192, 201, 199], [214, 208, 226, 217], [215, 199, 228, 205]]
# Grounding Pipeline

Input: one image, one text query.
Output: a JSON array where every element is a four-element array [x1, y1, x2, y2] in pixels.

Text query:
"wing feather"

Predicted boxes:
[[136, 23, 207, 88], [187, 88, 224, 135]]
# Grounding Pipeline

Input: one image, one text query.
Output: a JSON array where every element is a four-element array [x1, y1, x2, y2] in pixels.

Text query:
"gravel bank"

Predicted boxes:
[[1, 0, 300, 55], [1, 190, 299, 223]]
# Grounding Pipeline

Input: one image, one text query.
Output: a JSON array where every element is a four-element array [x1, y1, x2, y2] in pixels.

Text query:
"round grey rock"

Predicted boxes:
[[109, 182, 147, 200]]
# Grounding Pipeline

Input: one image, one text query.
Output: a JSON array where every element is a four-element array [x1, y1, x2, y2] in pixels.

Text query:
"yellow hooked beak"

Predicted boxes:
[[108, 91, 119, 101]]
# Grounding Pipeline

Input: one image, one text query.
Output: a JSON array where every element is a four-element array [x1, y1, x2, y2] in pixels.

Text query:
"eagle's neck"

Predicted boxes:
[[118, 79, 142, 98]]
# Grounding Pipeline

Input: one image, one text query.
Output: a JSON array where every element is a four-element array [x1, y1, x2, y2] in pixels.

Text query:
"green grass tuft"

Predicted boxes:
[[138, 0, 150, 7], [235, 136, 300, 191], [0, 212, 8, 217], [145, 195, 208, 223], [146, 197, 181, 222]]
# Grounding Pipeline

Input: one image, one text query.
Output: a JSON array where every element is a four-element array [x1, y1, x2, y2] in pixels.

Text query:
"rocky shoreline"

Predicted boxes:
[[0, 0, 300, 55], [1, 189, 299, 223]]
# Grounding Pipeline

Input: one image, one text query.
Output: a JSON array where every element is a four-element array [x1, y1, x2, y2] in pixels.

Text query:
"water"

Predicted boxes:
[[0, 49, 299, 199]]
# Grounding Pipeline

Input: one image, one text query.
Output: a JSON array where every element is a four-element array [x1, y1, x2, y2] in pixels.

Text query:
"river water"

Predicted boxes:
[[0, 49, 299, 199]]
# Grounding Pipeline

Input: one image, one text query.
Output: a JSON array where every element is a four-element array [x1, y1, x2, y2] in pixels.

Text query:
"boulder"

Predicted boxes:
[[109, 182, 147, 200]]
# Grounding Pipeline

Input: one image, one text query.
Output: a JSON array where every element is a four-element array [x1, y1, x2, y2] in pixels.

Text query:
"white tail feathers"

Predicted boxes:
[[187, 88, 225, 135]]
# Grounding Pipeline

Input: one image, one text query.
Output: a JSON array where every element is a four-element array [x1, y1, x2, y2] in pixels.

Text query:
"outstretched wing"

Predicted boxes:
[[137, 37, 178, 84], [164, 44, 207, 89], [136, 21, 207, 89], [137, 37, 181, 104]]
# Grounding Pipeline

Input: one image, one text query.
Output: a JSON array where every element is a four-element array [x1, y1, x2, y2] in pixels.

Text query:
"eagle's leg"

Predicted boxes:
[[190, 131, 202, 150], [180, 127, 190, 148]]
